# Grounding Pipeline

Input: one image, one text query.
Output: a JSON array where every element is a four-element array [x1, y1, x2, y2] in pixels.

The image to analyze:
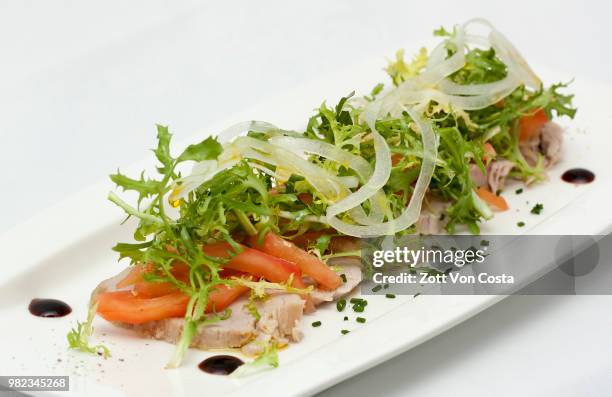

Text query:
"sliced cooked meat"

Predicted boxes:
[[487, 160, 515, 193], [241, 294, 305, 355], [519, 135, 540, 167], [93, 268, 306, 351], [255, 294, 304, 341], [416, 212, 444, 235], [119, 298, 256, 349], [519, 121, 563, 168], [540, 122, 563, 166], [416, 197, 450, 235], [469, 164, 488, 188], [469, 160, 514, 194], [115, 293, 305, 351], [310, 258, 362, 305]]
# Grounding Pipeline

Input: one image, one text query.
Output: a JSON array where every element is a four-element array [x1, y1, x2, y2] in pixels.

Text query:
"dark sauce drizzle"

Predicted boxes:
[[28, 298, 72, 318], [198, 355, 244, 375], [561, 168, 595, 184]]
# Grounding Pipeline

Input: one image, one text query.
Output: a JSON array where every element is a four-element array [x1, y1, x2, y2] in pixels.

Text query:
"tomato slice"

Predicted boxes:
[[298, 193, 313, 205], [203, 242, 306, 288], [133, 281, 179, 298], [97, 291, 189, 324], [519, 108, 548, 142], [476, 187, 509, 211], [483, 142, 497, 162], [206, 284, 249, 313], [96, 284, 249, 324], [116, 263, 153, 288], [117, 262, 189, 288], [290, 229, 335, 250], [249, 232, 342, 290]]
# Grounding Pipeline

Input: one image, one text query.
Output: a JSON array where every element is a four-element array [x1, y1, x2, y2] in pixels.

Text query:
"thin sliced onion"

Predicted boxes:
[[173, 18, 538, 237], [325, 98, 392, 218], [170, 157, 239, 201], [326, 107, 438, 236], [268, 136, 371, 181], [218, 120, 278, 143], [407, 26, 466, 89], [232, 137, 348, 202], [267, 135, 388, 225], [439, 73, 520, 96]]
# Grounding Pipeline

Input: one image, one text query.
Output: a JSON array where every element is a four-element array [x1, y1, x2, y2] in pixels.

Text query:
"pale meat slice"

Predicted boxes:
[[310, 257, 362, 305], [94, 268, 305, 352], [519, 121, 563, 169], [469, 163, 488, 188], [416, 197, 450, 235], [487, 159, 515, 193], [241, 294, 306, 356], [469, 160, 515, 193], [539, 122, 563, 166], [118, 298, 256, 349]]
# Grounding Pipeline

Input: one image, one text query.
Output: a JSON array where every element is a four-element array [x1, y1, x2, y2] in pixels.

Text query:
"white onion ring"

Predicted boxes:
[[326, 107, 438, 236], [174, 18, 539, 236]]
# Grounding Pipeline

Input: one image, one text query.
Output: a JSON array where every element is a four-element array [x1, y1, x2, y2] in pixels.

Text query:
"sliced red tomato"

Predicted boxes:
[[483, 142, 497, 162], [249, 232, 342, 290], [290, 229, 336, 249], [203, 242, 306, 289], [116, 263, 154, 288], [133, 281, 179, 298], [476, 187, 509, 211], [206, 284, 250, 313], [519, 108, 548, 142], [117, 262, 189, 288], [204, 242, 314, 312], [97, 283, 249, 324], [96, 291, 189, 324], [297, 193, 313, 205]]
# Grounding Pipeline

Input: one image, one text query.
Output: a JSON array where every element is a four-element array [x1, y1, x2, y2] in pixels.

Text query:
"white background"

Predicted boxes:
[[1, 1, 611, 396]]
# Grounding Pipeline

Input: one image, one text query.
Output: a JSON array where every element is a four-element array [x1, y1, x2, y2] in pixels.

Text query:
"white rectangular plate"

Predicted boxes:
[[1, 52, 611, 397]]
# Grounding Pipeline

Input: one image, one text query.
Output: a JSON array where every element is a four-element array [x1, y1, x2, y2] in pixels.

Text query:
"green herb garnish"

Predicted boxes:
[[67, 303, 110, 359], [531, 203, 544, 215], [336, 299, 347, 312]]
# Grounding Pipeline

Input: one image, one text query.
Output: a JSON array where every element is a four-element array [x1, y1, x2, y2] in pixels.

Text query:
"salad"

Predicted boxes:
[[68, 18, 575, 371]]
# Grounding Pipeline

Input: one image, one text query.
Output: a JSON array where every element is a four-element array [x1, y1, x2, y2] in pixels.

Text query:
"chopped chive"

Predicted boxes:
[[413, 292, 421, 298], [341, 329, 350, 335], [356, 317, 366, 323], [495, 189, 502, 196], [349, 298, 368, 313], [517, 221, 525, 227], [480, 239, 489, 247], [336, 298, 346, 312], [383, 283, 389, 289], [343, 316, 348, 321], [530, 203, 544, 215], [311, 321, 321, 327], [515, 188, 523, 194], [372, 285, 382, 292], [340, 274, 347, 283], [385, 294, 396, 299]]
